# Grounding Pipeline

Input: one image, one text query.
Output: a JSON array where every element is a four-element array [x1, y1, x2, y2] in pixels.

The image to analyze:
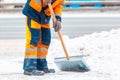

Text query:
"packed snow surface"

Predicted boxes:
[[0, 28, 120, 80]]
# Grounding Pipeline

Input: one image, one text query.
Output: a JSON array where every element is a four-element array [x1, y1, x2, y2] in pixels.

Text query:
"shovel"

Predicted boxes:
[[48, 3, 90, 72]]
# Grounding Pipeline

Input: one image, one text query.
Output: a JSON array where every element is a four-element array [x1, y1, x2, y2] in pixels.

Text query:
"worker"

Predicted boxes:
[[22, 0, 65, 76]]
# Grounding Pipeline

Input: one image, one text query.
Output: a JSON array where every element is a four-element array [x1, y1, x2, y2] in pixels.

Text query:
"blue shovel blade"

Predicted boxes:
[[54, 56, 90, 72]]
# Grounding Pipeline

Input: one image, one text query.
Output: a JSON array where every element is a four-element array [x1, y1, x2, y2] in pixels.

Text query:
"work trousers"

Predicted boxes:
[[23, 17, 51, 71]]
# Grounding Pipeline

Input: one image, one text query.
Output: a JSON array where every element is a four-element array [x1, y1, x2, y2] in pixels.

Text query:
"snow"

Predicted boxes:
[[1, 0, 120, 79], [0, 27, 120, 80]]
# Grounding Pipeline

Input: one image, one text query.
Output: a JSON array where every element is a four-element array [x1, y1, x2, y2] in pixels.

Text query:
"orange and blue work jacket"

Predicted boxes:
[[22, 0, 65, 24]]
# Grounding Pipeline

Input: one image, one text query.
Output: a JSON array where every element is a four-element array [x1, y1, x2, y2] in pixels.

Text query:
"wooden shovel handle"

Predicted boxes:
[[48, 3, 70, 60]]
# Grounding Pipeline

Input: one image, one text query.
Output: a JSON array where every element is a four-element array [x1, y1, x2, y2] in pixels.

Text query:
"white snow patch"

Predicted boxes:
[[0, 27, 120, 80]]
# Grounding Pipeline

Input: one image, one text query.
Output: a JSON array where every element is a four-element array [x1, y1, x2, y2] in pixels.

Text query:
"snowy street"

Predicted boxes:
[[0, 12, 120, 80], [0, 28, 120, 80]]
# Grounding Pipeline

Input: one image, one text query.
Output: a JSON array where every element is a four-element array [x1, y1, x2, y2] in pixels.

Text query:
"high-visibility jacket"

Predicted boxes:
[[22, 0, 65, 24]]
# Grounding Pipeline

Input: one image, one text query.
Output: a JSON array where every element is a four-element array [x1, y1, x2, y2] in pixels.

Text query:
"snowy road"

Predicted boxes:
[[0, 13, 120, 80], [0, 28, 120, 80], [0, 15, 120, 39]]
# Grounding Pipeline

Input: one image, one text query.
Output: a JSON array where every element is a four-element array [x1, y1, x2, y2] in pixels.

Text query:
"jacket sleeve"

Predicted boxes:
[[44, 0, 65, 22], [53, 1, 65, 22]]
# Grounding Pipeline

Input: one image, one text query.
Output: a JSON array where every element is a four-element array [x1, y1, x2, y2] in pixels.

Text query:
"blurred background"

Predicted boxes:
[[0, 1, 120, 79], [0, 0, 120, 39]]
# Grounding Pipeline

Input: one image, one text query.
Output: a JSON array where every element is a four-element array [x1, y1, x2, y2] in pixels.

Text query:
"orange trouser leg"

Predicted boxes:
[[23, 17, 51, 70]]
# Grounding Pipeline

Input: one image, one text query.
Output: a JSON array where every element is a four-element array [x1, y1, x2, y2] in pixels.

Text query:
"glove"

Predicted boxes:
[[53, 20, 62, 32], [44, 0, 52, 3]]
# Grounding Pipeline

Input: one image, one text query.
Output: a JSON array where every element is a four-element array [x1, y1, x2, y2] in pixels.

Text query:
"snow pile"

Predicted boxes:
[[49, 28, 120, 80], [0, 28, 120, 80]]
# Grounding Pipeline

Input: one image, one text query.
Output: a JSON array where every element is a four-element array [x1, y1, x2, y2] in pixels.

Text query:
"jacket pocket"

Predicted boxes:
[[31, 19, 41, 29], [29, 0, 42, 12]]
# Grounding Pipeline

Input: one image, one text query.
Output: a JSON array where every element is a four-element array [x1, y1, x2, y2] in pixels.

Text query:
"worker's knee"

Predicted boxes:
[[30, 28, 41, 46], [41, 28, 51, 46], [27, 18, 41, 46]]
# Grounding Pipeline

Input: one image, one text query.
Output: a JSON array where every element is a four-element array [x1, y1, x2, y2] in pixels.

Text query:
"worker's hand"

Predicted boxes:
[[53, 20, 62, 32], [44, 0, 52, 3]]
